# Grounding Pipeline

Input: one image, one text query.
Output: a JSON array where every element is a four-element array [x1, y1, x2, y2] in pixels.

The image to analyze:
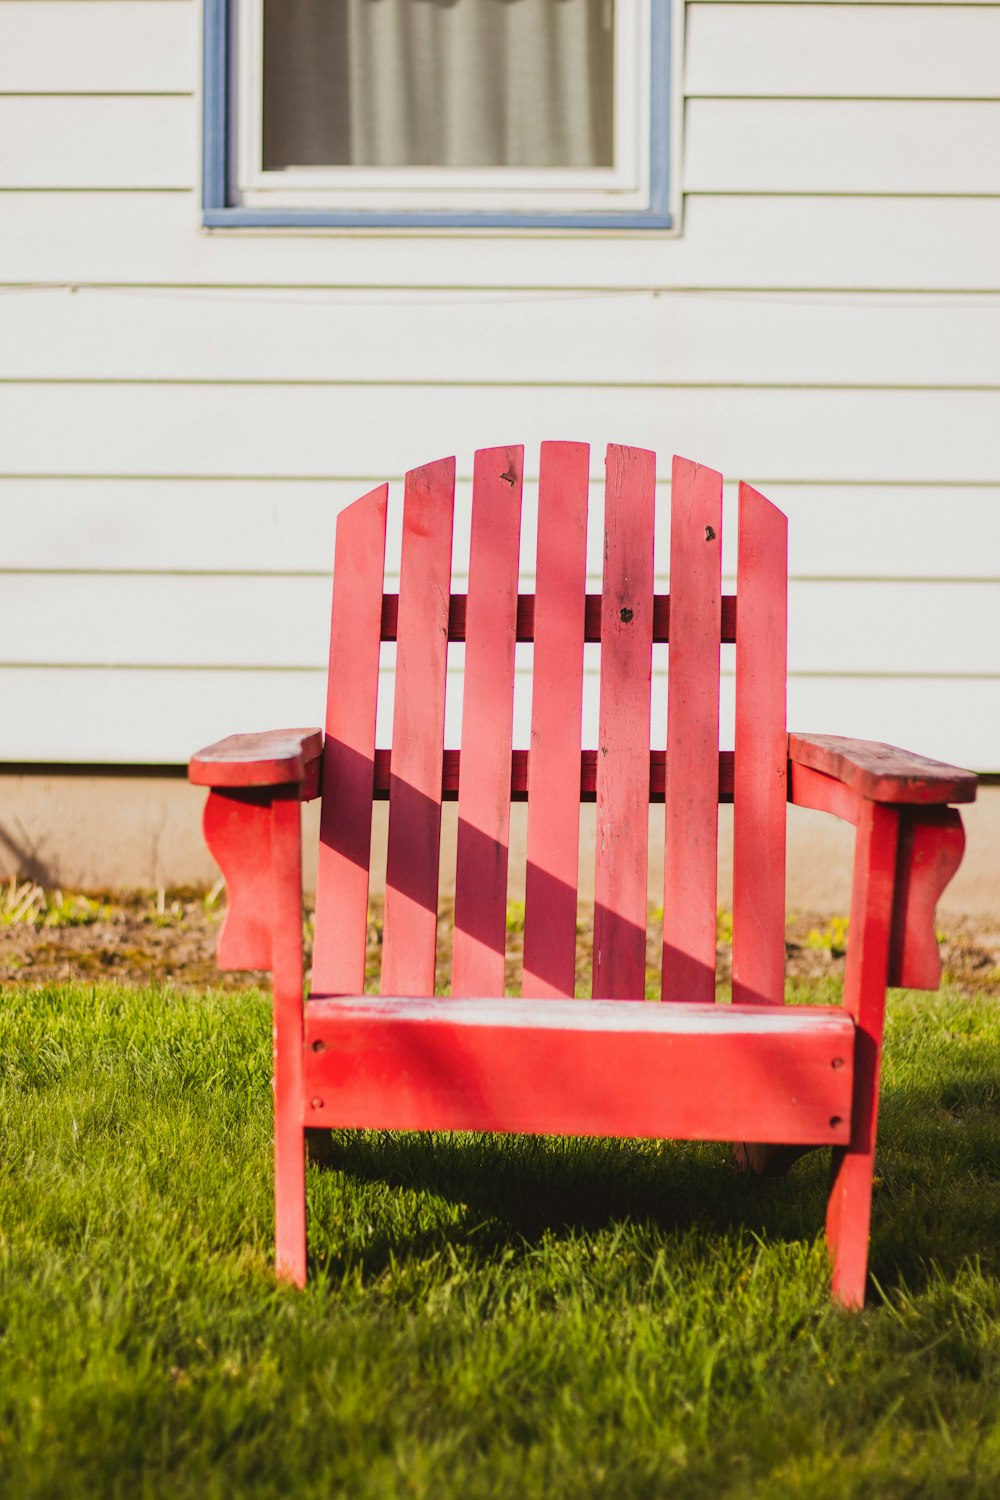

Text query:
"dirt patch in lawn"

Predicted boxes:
[[2, 881, 998, 998]]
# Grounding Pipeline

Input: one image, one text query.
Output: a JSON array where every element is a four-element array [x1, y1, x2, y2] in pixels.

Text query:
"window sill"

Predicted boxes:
[[203, 207, 675, 232]]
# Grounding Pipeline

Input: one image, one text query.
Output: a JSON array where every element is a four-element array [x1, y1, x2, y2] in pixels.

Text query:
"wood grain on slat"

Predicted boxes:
[[663, 457, 723, 1004], [313, 486, 387, 994], [380, 593, 738, 644], [381, 459, 455, 997], [593, 445, 656, 999], [452, 447, 523, 997], [522, 441, 590, 999], [733, 482, 788, 1006]]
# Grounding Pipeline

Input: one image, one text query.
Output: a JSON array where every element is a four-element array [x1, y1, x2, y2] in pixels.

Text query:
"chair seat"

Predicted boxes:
[[303, 996, 855, 1145]]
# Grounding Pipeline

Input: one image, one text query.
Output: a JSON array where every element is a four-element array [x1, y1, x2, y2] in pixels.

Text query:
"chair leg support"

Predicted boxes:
[[825, 801, 898, 1309], [270, 792, 308, 1287], [826, 1144, 876, 1309], [275, 1090, 307, 1286]]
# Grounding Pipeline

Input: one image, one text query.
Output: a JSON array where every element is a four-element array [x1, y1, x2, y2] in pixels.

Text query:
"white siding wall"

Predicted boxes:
[[3, 0, 999, 769]]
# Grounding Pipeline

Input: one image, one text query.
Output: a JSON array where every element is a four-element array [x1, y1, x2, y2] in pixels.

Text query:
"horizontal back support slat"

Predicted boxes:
[[313, 485, 388, 994], [380, 593, 738, 644], [452, 447, 524, 997], [372, 749, 736, 803], [381, 458, 456, 997]]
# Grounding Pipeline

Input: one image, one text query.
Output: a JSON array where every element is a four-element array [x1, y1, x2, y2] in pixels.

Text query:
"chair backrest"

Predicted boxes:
[[312, 443, 787, 1006]]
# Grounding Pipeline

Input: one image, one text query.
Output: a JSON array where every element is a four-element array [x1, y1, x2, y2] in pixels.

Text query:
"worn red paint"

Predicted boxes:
[[662, 457, 723, 1004], [381, 458, 455, 998], [453, 447, 523, 997], [190, 442, 975, 1304], [733, 483, 788, 1006], [314, 485, 387, 995], [593, 445, 656, 999], [522, 441, 590, 999]]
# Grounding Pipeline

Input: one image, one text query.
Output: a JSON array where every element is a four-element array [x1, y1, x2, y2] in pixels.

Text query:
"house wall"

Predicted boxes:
[[2, 0, 998, 898]]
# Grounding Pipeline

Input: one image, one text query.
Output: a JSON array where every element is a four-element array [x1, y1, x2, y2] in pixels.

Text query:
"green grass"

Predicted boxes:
[[2, 983, 1000, 1497]]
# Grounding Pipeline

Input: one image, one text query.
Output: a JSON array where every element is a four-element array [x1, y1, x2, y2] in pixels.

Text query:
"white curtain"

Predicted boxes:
[[263, 0, 614, 170]]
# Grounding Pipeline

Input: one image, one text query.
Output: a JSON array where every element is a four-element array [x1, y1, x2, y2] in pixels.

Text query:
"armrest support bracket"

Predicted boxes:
[[788, 733, 972, 992], [190, 728, 322, 971]]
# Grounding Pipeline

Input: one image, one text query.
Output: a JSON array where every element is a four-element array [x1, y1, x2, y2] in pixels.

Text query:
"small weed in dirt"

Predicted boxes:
[[0, 878, 112, 930]]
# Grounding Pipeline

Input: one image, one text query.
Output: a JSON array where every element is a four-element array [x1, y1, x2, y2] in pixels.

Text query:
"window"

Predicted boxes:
[[204, 0, 672, 228]]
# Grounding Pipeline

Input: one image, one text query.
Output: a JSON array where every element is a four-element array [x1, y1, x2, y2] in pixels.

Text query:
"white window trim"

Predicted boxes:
[[233, 0, 654, 216]]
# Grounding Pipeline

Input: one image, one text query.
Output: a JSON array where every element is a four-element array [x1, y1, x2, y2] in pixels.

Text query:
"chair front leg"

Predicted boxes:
[[269, 791, 308, 1286], [203, 783, 309, 1283], [826, 799, 899, 1309]]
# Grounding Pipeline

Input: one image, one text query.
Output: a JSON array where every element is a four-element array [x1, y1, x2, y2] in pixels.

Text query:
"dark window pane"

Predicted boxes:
[[262, 0, 615, 171]]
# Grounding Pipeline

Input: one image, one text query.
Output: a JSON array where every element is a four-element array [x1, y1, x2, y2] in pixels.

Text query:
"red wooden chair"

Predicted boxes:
[[189, 444, 975, 1307]]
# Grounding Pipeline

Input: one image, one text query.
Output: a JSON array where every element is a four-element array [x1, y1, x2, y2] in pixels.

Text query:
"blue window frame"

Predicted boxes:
[[203, 0, 673, 230]]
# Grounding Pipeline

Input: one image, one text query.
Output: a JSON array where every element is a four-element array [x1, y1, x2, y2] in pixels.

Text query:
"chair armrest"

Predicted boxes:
[[189, 728, 323, 799], [788, 733, 976, 806]]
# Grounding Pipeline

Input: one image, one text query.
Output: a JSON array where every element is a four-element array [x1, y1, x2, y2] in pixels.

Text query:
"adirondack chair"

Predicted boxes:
[[189, 444, 975, 1308]]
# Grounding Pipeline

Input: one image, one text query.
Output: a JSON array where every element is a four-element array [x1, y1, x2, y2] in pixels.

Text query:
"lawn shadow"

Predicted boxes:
[[306, 1063, 1000, 1292], [865, 1073, 1000, 1293], [305, 1124, 832, 1282]]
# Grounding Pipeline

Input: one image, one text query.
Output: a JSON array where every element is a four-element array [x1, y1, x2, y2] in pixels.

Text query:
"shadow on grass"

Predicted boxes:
[[307, 1127, 813, 1284], [305, 1070, 1000, 1294], [867, 1076, 1000, 1293]]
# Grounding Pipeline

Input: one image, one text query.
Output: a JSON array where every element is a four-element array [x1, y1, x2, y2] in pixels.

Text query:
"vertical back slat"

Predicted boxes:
[[732, 481, 788, 1005], [381, 458, 455, 996], [662, 457, 723, 1003], [452, 446, 524, 997], [313, 485, 388, 995], [522, 441, 590, 999], [593, 445, 655, 999]]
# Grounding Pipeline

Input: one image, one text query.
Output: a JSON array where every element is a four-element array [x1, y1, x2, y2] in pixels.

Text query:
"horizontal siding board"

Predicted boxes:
[[773, 488, 1000, 582], [0, 481, 376, 574], [0, 2, 194, 94], [786, 676, 997, 773], [1, 384, 999, 480], [4, 288, 1000, 386], [687, 5, 1000, 99], [0, 97, 194, 188], [788, 580, 1000, 678], [0, 667, 330, 764], [50, 93, 1000, 200], [0, 668, 994, 770], [686, 100, 1000, 194], [3, 575, 996, 678], [4, 481, 998, 581], [4, 192, 1000, 290]]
